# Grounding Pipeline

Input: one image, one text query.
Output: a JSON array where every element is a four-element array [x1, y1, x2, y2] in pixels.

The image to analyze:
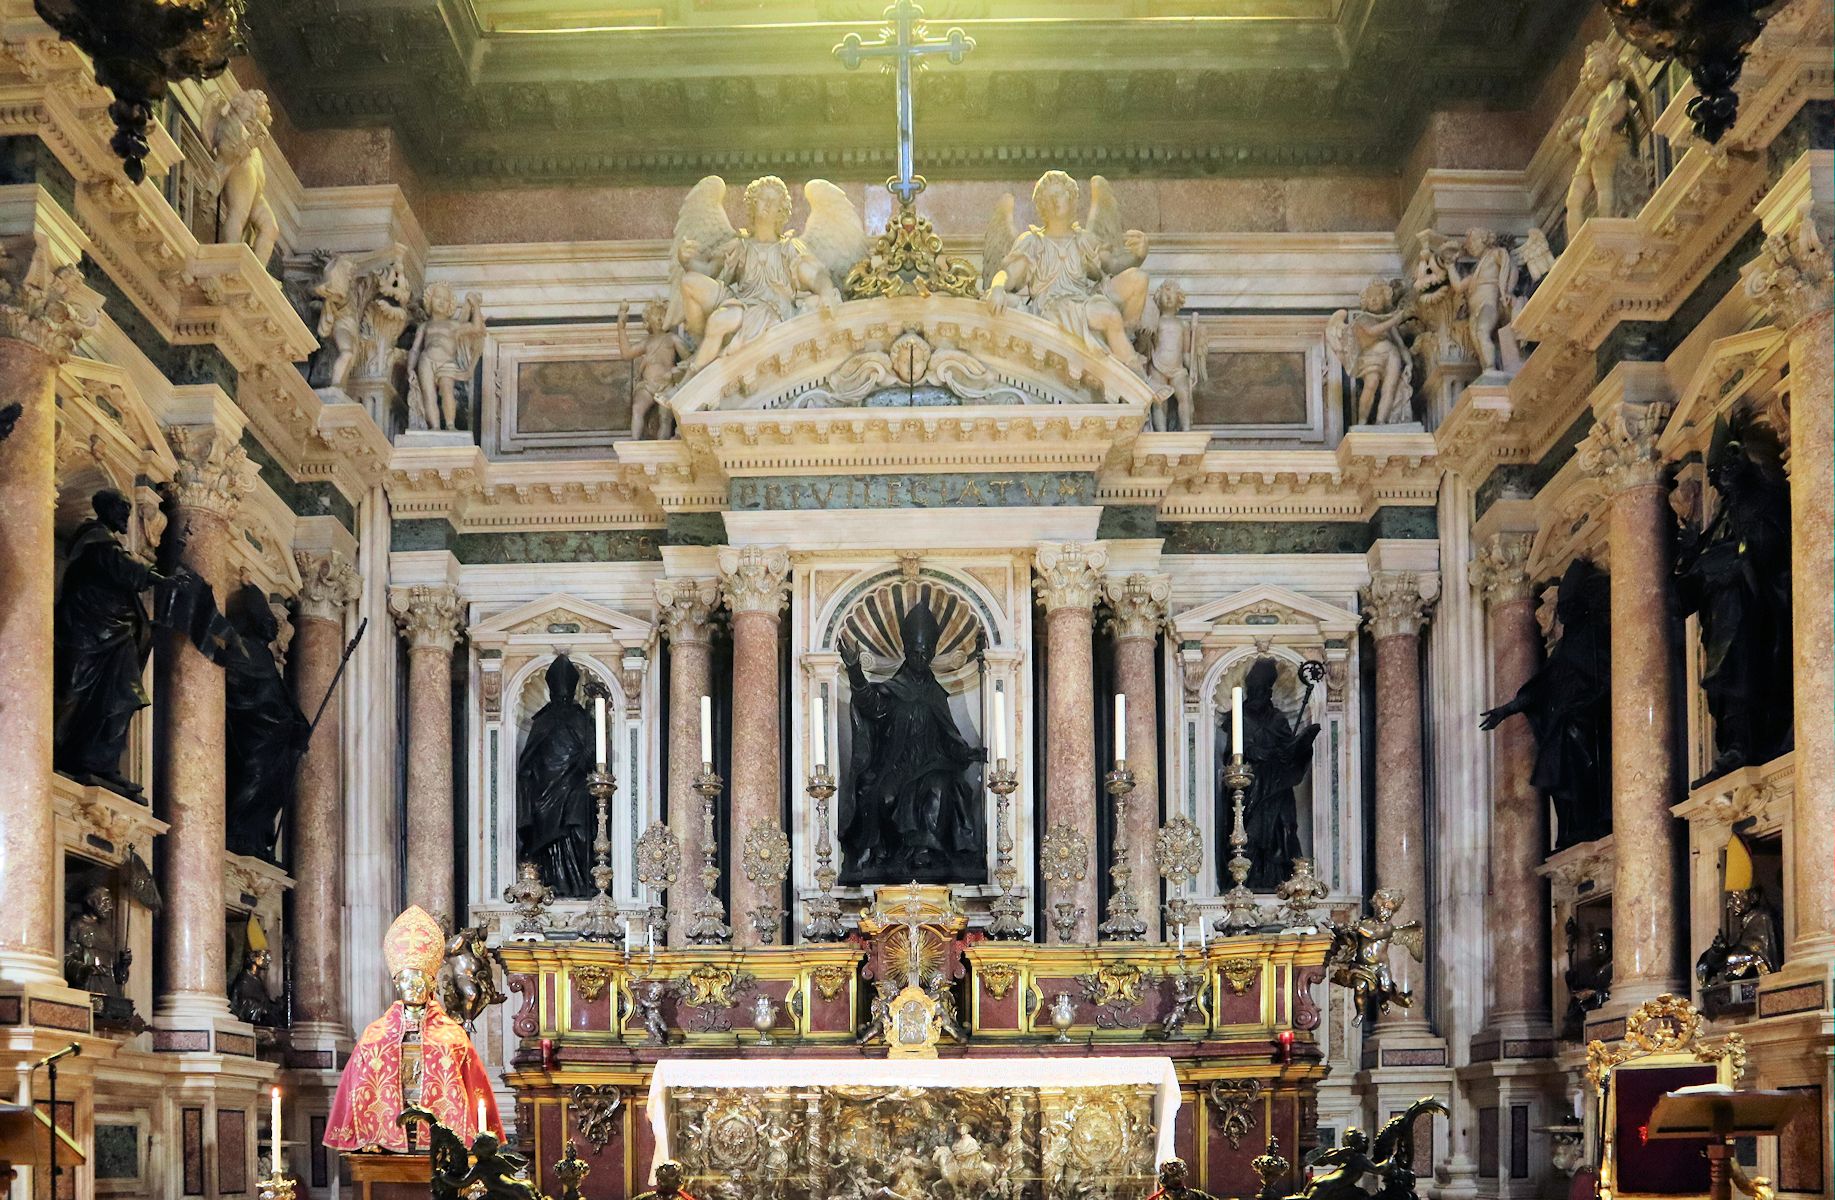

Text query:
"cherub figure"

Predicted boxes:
[[1440, 229, 1514, 375], [1159, 967, 1204, 1040], [856, 978, 897, 1046], [1321, 887, 1424, 1025], [669, 175, 869, 377], [406, 284, 486, 432], [633, 976, 670, 1046], [618, 299, 686, 439], [1139, 279, 1201, 430], [1563, 40, 1655, 242], [207, 90, 279, 265], [312, 255, 365, 390], [982, 171, 1153, 368], [1326, 280, 1414, 426]]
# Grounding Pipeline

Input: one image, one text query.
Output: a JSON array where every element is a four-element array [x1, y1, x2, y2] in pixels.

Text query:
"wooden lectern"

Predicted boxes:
[[1648, 1086, 1806, 1200], [345, 1151, 432, 1200], [0, 1102, 87, 1190]]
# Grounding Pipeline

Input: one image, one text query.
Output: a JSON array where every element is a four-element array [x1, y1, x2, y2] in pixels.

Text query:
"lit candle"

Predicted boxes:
[[810, 693, 826, 767], [1114, 693, 1127, 764], [1199, 918, 1208, 952], [647, 924, 656, 956], [992, 686, 1007, 761], [594, 692, 608, 769], [1177, 924, 1186, 953], [1231, 685, 1244, 758], [477, 1096, 488, 1137], [270, 1085, 281, 1176], [700, 695, 714, 764]]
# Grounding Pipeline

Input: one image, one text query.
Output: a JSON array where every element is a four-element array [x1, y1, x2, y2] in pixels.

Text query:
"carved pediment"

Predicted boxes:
[[470, 593, 654, 649], [1173, 583, 1361, 642]]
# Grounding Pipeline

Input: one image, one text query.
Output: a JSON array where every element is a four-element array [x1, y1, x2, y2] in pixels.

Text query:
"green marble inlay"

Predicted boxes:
[[391, 519, 456, 553], [1475, 409, 1595, 519], [81, 255, 238, 393], [241, 432, 355, 530], [665, 512, 727, 546], [1368, 505, 1438, 540], [1159, 521, 1372, 555], [1097, 505, 1159, 539], [730, 472, 1096, 511], [454, 529, 664, 564]]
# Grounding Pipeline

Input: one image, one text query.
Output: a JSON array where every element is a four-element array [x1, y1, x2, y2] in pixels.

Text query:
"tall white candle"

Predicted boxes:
[[1199, 918, 1208, 951], [1114, 693, 1127, 764], [811, 693, 826, 767], [270, 1085, 281, 1176], [992, 686, 1007, 760], [594, 693, 608, 768], [1178, 924, 1186, 953], [477, 1096, 488, 1136], [700, 695, 714, 764], [1231, 685, 1244, 757]]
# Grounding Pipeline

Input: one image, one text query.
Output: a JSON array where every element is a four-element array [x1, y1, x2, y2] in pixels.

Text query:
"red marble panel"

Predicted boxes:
[[572, 1103, 627, 1200], [182, 1107, 204, 1195], [571, 979, 614, 1031], [805, 985, 853, 1034], [975, 979, 1020, 1030], [1211, 979, 1262, 1027], [632, 1098, 657, 1188], [538, 1101, 565, 1196], [218, 1109, 248, 1195]]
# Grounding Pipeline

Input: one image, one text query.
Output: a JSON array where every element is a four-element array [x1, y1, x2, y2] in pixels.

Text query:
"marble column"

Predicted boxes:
[[390, 584, 463, 923], [1470, 532, 1552, 1043], [1361, 570, 1434, 1028], [718, 547, 791, 946], [656, 578, 719, 945], [0, 244, 100, 987], [1104, 573, 1169, 937], [1035, 543, 1107, 943], [156, 426, 255, 1029], [291, 551, 361, 1041], [1745, 201, 1835, 961], [1578, 398, 1684, 1005]]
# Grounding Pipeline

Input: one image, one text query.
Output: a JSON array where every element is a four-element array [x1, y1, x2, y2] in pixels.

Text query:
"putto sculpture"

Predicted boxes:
[[1326, 279, 1414, 425], [1321, 888, 1424, 1025], [1284, 1099, 1447, 1200], [618, 298, 685, 439], [1416, 228, 1552, 377], [1139, 279, 1201, 431], [405, 283, 486, 433], [206, 90, 279, 266], [1563, 40, 1657, 240]]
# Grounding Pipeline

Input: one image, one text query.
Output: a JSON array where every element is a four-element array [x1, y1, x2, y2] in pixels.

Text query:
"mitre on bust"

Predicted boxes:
[[323, 906, 502, 1153]]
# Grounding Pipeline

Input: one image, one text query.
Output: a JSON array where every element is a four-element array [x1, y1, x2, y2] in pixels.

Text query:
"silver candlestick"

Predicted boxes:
[[802, 766, 846, 942], [634, 820, 679, 948], [1155, 814, 1203, 941], [1099, 764, 1146, 941], [575, 767, 625, 944], [687, 763, 732, 945], [1214, 754, 1262, 934], [986, 757, 1030, 940]]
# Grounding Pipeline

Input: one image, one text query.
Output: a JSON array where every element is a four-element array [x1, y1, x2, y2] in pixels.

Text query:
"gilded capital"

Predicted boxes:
[[1034, 542, 1108, 612], [1468, 533, 1534, 608], [717, 545, 791, 616], [0, 233, 102, 362], [167, 425, 256, 519], [1104, 573, 1170, 640], [296, 550, 363, 621], [654, 577, 719, 645], [390, 584, 464, 652], [1361, 570, 1433, 640], [1745, 209, 1832, 331], [1576, 400, 1673, 493]]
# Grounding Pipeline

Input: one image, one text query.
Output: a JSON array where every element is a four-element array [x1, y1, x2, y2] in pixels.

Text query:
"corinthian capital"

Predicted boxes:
[[390, 584, 463, 652], [0, 233, 102, 362], [1361, 570, 1434, 640], [1576, 400, 1673, 493], [1468, 533, 1534, 608], [1104, 573, 1171, 640], [717, 545, 791, 616], [1034, 542, 1108, 612], [1745, 209, 1832, 331], [655, 577, 719, 645], [296, 550, 363, 621], [167, 425, 256, 518]]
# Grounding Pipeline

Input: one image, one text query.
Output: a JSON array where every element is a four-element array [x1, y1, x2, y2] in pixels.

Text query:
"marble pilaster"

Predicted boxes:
[[291, 551, 361, 1043], [1361, 569, 1434, 1030], [390, 583, 463, 923], [717, 546, 790, 946], [156, 425, 255, 1031], [0, 239, 100, 988], [1035, 543, 1107, 943], [1105, 573, 1169, 938], [656, 577, 719, 945], [1577, 397, 1684, 1006], [1746, 196, 1835, 963]]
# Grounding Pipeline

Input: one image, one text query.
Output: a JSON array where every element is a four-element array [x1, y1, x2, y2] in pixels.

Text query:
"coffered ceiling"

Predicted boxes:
[[245, 0, 1591, 187]]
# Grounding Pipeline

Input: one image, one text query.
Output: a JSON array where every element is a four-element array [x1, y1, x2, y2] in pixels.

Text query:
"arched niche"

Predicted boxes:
[[1203, 647, 1320, 892]]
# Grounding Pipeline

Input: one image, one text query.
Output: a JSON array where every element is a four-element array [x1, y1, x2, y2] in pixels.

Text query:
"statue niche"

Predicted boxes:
[[515, 655, 599, 898], [838, 587, 987, 886], [1215, 657, 1320, 890]]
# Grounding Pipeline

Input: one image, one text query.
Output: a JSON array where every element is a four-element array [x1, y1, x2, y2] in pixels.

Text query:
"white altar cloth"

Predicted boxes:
[[647, 1056, 1182, 1169]]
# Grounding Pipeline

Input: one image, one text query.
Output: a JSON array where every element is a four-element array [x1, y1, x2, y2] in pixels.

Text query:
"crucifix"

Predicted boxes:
[[833, 2, 975, 206]]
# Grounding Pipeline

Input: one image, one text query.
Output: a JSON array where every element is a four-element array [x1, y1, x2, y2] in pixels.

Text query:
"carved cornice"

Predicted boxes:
[[386, 444, 665, 531], [1576, 400, 1673, 493], [390, 583, 464, 652], [717, 545, 791, 617], [654, 577, 719, 646], [0, 233, 102, 362], [1104, 573, 1170, 641], [167, 424, 255, 518], [1469, 532, 1534, 608], [1034, 542, 1108, 613], [295, 549, 362, 621], [1360, 570, 1434, 640]]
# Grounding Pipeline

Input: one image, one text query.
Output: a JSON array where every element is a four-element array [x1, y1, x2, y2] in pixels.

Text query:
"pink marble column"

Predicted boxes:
[[390, 584, 463, 924], [156, 426, 254, 1027], [1036, 543, 1107, 943], [1471, 533, 1552, 1042], [656, 578, 718, 945], [1361, 570, 1433, 1029], [718, 547, 790, 947], [0, 259, 98, 986], [292, 552, 361, 1038], [1746, 210, 1835, 960], [1578, 399, 1684, 1004], [1105, 573, 1169, 937]]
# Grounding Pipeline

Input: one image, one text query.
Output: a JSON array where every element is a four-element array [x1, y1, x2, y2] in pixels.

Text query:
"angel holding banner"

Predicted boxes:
[[669, 175, 870, 377]]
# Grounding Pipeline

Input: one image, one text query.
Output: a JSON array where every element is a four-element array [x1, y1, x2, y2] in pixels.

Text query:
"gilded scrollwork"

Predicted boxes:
[[568, 1084, 624, 1152], [572, 964, 615, 1003], [1219, 958, 1260, 996], [980, 962, 1020, 1001], [1077, 963, 1152, 1028], [1206, 1078, 1263, 1150], [811, 963, 852, 1002], [671, 965, 758, 1033]]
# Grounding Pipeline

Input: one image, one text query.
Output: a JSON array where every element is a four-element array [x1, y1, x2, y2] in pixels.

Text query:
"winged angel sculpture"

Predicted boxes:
[[1321, 887, 1424, 1025], [1288, 1098, 1449, 1200], [669, 175, 870, 377]]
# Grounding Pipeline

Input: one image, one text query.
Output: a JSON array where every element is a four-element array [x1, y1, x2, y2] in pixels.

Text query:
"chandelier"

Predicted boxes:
[[1599, 0, 1779, 144], [34, 0, 244, 183]]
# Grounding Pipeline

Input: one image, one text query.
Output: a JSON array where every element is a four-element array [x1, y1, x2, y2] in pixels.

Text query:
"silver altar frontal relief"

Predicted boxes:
[[646, 1057, 1180, 1197]]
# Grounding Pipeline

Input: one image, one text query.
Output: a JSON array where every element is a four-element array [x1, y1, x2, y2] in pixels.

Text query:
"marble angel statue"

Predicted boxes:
[[1419, 228, 1554, 376], [406, 283, 485, 432], [981, 171, 1153, 368], [618, 298, 686, 439], [204, 90, 279, 265], [668, 175, 870, 377], [1320, 887, 1424, 1025], [1563, 39, 1657, 241], [1326, 279, 1415, 425], [1138, 279, 1202, 429]]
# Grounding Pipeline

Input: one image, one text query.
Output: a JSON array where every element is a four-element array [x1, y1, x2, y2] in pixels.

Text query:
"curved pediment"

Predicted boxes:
[[668, 296, 1162, 417]]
